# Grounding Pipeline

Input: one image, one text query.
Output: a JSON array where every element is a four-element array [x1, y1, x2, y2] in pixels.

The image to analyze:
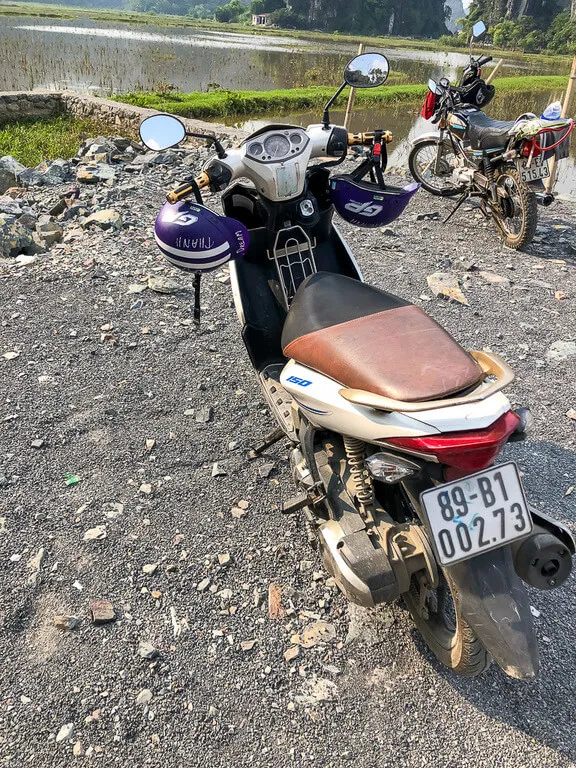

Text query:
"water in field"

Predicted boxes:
[[0, 15, 573, 196], [0, 15, 568, 93]]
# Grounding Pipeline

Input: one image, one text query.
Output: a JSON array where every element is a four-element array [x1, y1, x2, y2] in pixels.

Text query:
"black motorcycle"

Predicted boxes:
[[409, 21, 574, 249]]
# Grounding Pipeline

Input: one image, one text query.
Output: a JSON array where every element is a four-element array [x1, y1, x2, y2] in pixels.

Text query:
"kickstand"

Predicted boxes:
[[248, 426, 287, 459], [443, 192, 469, 224], [193, 272, 202, 327]]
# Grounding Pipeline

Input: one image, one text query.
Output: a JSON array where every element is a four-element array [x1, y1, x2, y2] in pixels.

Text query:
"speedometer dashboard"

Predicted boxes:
[[245, 128, 309, 164]]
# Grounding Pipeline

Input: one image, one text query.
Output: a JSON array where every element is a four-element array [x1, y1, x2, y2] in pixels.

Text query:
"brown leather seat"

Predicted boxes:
[[281, 272, 483, 403]]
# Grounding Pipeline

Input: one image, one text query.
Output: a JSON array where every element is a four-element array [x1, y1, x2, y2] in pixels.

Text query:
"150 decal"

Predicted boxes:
[[287, 375, 312, 387]]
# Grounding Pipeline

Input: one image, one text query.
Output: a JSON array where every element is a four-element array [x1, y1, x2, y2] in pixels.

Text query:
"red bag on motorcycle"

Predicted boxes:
[[422, 91, 437, 119]]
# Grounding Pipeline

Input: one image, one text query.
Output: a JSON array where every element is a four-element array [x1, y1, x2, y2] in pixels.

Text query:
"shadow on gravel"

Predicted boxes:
[[408, 439, 576, 760]]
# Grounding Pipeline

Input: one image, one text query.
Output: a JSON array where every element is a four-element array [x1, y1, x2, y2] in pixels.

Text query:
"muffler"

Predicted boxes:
[[511, 508, 574, 590], [535, 192, 554, 207]]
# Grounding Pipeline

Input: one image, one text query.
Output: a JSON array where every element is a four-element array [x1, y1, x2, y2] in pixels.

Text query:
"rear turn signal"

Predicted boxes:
[[366, 452, 419, 484], [380, 410, 520, 475]]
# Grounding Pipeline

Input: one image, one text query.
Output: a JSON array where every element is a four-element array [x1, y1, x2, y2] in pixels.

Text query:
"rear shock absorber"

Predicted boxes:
[[343, 436, 375, 520]]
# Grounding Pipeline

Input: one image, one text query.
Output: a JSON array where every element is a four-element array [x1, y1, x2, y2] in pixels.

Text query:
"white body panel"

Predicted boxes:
[[203, 124, 341, 203], [280, 359, 511, 445]]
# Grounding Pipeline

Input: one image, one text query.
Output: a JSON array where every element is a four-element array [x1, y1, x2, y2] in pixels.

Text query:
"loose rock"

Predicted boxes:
[[54, 615, 81, 631], [56, 723, 74, 743], [90, 599, 116, 625], [427, 272, 469, 305]]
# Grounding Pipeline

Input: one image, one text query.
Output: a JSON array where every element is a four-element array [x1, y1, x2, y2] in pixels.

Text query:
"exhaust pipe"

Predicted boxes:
[[511, 525, 573, 590], [535, 192, 554, 207]]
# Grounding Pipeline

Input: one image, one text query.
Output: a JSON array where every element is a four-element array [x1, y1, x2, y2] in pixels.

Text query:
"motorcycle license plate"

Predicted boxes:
[[420, 462, 532, 566], [521, 155, 550, 183]]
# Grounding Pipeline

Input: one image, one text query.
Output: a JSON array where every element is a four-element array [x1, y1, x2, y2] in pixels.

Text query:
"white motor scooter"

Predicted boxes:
[[140, 52, 574, 680]]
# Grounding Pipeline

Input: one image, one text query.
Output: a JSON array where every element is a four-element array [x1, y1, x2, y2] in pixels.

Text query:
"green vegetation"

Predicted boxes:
[[184, 0, 451, 38], [0, 115, 112, 166], [441, 2, 576, 55], [114, 75, 569, 120]]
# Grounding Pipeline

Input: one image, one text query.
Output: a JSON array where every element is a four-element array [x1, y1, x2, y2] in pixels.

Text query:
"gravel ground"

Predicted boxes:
[[1, 142, 575, 768]]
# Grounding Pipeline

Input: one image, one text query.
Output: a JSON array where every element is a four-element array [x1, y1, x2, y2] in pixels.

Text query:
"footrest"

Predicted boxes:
[[259, 363, 297, 441], [280, 493, 312, 515]]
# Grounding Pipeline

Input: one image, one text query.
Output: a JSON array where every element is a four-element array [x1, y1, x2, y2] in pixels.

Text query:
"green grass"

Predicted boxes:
[[0, 1, 571, 64], [113, 76, 569, 121], [0, 115, 113, 166]]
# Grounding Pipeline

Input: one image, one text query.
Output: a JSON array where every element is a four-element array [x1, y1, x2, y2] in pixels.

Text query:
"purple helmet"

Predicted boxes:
[[330, 177, 420, 228], [154, 201, 249, 272]]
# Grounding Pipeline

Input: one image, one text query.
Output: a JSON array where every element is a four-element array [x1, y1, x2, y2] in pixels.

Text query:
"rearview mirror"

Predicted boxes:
[[344, 53, 390, 89], [139, 114, 186, 151], [472, 20, 486, 39], [428, 78, 439, 94]]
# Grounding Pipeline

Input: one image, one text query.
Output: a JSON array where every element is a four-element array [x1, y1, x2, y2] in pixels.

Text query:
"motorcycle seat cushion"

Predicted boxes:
[[464, 110, 517, 151], [282, 272, 483, 402]]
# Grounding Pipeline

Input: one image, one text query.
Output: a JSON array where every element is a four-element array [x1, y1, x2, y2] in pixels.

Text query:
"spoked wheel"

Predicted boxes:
[[403, 570, 491, 676], [492, 165, 538, 249], [408, 139, 464, 197]]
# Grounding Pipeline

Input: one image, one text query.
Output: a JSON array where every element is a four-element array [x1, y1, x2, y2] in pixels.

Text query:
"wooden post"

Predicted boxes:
[[485, 58, 504, 85], [344, 43, 365, 131], [546, 55, 576, 194]]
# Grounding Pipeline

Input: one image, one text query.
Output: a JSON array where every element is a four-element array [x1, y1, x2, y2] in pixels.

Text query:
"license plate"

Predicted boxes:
[[521, 155, 550, 183], [420, 462, 532, 566]]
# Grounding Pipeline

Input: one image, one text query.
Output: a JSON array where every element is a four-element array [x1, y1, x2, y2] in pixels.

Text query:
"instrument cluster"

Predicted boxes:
[[245, 129, 310, 164]]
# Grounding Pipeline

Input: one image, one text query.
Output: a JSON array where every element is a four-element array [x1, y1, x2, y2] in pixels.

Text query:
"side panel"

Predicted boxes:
[[281, 360, 512, 443]]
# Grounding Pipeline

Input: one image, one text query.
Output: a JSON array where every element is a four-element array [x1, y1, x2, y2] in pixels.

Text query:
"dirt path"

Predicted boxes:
[[1, 146, 575, 767]]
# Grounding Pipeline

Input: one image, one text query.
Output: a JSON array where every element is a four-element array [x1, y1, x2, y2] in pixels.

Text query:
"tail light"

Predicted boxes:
[[380, 410, 520, 476], [521, 138, 542, 158]]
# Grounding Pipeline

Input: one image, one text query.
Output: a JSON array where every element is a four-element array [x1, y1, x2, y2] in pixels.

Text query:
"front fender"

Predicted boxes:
[[411, 131, 444, 148], [448, 546, 539, 680]]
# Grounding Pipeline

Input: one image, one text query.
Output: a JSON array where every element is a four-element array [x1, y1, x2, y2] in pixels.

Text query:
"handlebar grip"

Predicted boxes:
[[478, 56, 493, 66], [166, 172, 210, 204], [348, 131, 393, 146]]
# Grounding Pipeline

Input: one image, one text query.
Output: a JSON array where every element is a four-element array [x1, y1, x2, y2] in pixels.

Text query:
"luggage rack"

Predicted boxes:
[[267, 226, 317, 310]]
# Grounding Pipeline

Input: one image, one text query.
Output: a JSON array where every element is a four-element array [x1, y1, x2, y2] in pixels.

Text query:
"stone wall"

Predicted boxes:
[[0, 90, 247, 141], [0, 91, 62, 123]]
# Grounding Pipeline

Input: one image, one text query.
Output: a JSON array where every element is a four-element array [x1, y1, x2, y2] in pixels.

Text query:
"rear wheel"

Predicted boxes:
[[408, 139, 464, 197], [492, 165, 538, 249], [403, 570, 491, 676]]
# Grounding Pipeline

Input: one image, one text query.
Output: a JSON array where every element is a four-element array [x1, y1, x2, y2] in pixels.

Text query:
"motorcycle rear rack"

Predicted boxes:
[[267, 226, 317, 310]]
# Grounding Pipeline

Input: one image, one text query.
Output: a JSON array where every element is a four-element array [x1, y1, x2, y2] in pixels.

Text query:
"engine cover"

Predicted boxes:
[[452, 166, 475, 187]]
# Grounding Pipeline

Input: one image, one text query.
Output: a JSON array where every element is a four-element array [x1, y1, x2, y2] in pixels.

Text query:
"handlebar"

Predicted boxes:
[[166, 131, 394, 203], [476, 55, 493, 67], [166, 171, 210, 204]]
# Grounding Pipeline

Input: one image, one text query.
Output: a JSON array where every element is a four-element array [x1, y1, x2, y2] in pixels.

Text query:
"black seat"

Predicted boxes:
[[464, 110, 517, 151], [281, 272, 409, 349], [281, 272, 483, 402]]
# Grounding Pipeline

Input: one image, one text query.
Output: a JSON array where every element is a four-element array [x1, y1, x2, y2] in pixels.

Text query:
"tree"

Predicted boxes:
[[269, 6, 301, 25], [214, 0, 247, 21]]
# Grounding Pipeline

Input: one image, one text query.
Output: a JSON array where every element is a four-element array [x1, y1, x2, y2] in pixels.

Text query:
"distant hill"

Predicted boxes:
[[445, 0, 467, 31]]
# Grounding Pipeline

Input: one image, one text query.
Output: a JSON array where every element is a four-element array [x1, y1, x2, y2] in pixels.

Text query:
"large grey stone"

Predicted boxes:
[[36, 215, 63, 246], [0, 214, 35, 258], [0, 168, 17, 195], [76, 163, 115, 185], [83, 209, 123, 230], [0, 156, 26, 175], [19, 160, 69, 187]]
